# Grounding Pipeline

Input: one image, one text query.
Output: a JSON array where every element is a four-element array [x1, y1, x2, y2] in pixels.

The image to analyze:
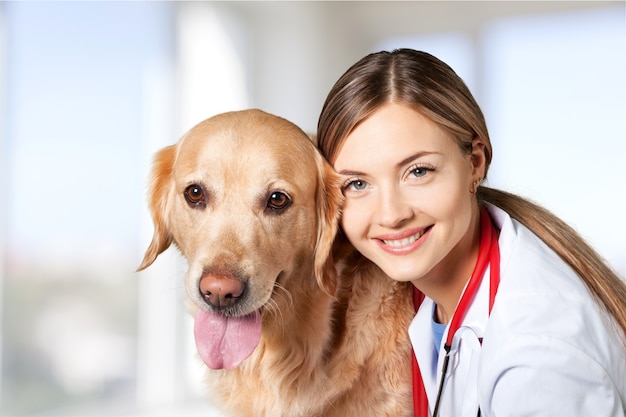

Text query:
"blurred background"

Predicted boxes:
[[0, 1, 624, 416]]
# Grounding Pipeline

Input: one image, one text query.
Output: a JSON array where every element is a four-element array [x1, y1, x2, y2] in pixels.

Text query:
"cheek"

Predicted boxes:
[[339, 200, 366, 241], [421, 174, 471, 215], [421, 179, 474, 243]]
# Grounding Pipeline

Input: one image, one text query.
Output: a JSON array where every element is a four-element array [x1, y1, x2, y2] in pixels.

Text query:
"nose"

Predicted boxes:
[[199, 273, 244, 309], [375, 188, 414, 228]]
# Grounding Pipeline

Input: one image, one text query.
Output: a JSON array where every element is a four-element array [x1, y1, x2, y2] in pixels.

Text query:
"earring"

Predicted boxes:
[[470, 177, 482, 194]]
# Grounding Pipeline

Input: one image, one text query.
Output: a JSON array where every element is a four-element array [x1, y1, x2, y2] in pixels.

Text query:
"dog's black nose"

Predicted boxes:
[[199, 273, 244, 309]]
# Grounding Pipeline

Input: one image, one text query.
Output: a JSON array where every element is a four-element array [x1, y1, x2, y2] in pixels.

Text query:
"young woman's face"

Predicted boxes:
[[333, 103, 481, 286]]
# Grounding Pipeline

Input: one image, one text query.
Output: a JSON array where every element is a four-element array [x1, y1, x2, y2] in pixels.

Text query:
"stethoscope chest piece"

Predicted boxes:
[[445, 326, 484, 373], [433, 326, 487, 417]]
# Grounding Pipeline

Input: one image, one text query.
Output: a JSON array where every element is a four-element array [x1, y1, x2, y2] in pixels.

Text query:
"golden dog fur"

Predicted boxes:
[[138, 109, 414, 417]]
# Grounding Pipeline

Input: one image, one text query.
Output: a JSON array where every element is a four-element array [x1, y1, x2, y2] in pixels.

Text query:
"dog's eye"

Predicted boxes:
[[184, 184, 206, 208], [266, 191, 291, 212]]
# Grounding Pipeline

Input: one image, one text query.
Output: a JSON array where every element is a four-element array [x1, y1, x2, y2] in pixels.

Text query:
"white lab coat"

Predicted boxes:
[[409, 204, 626, 417]]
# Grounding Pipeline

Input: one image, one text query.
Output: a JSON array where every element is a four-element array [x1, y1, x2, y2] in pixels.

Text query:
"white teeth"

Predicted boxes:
[[382, 230, 425, 248]]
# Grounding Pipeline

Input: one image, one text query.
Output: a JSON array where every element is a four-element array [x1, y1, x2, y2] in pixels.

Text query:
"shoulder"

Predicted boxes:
[[485, 203, 586, 296], [485, 204, 619, 344], [480, 205, 626, 414]]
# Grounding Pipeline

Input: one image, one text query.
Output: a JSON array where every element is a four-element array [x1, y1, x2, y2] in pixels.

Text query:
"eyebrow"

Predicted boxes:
[[336, 169, 364, 176], [397, 151, 437, 168], [337, 151, 438, 176]]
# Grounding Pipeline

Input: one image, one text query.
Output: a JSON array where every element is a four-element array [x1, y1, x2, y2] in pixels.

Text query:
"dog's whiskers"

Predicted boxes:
[[273, 281, 294, 310], [264, 282, 293, 328]]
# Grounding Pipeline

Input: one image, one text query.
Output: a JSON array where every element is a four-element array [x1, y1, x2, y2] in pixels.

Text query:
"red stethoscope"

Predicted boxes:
[[412, 208, 501, 417]]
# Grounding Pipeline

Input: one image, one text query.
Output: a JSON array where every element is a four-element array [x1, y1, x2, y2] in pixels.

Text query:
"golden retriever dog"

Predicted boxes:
[[137, 109, 414, 417]]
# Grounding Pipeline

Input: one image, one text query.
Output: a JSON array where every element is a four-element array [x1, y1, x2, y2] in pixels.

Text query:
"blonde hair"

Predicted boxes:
[[317, 48, 626, 339]]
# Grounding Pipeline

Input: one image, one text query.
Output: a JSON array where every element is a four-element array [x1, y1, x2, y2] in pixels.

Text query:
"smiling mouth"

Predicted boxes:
[[380, 226, 431, 248]]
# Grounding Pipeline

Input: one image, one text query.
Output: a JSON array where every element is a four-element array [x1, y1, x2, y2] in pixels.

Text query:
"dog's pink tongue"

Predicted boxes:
[[194, 308, 261, 370]]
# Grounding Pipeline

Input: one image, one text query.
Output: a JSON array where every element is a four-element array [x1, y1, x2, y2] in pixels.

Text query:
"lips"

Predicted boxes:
[[376, 225, 432, 252]]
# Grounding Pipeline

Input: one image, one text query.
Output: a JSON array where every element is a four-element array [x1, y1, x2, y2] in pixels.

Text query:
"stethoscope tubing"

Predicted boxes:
[[431, 346, 451, 417], [429, 209, 500, 417]]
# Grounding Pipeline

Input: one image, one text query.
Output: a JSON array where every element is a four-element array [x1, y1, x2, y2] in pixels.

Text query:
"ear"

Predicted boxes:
[[137, 145, 177, 271], [470, 136, 488, 180], [313, 153, 344, 296]]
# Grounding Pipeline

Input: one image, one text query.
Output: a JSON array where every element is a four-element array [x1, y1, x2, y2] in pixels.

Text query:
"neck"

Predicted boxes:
[[415, 210, 482, 325]]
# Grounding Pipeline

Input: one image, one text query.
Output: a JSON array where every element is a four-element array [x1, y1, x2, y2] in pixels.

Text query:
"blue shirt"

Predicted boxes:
[[431, 303, 447, 355]]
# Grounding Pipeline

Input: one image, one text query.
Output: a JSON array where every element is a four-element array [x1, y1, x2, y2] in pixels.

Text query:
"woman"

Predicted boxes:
[[317, 49, 626, 417]]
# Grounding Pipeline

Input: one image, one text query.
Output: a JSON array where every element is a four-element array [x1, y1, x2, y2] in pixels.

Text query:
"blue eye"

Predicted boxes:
[[408, 165, 433, 179], [351, 180, 367, 190], [342, 179, 368, 192]]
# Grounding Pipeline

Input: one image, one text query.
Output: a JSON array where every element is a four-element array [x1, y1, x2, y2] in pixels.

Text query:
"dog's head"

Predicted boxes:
[[138, 109, 343, 369]]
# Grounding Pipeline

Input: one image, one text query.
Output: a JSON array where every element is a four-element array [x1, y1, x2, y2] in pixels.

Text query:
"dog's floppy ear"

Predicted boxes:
[[137, 145, 177, 271], [313, 154, 344, 296]]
